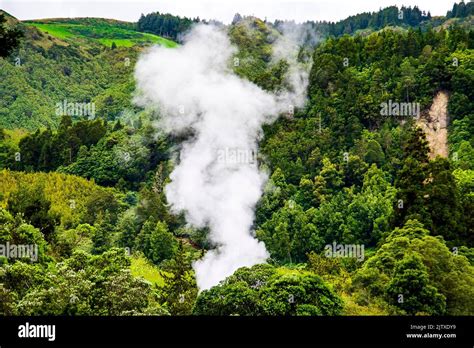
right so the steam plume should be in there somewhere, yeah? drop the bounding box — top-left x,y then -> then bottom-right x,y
134,24 -> 309,290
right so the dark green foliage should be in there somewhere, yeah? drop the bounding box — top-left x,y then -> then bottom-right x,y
393,128 -> 467,245
91,212 -> 114,254
16,116 -> 107,171
326,6 -> 431,37
135,218 -> 177,265
257,164 -> 395,262
0,13 -> 23,57
161,241 -> 198,315
386,254 -> 446,315
424,158 -> 462,243
446,1 -> 474,19
394,126 -> 430,227
135,165 -> 179,229
6,182 -> 59,239
137,12 -> 200,41
7,116 -> 170,190
117,210 -> 139,249
257,200 -> 323,263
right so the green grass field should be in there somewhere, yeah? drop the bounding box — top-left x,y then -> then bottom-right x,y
130,255 -> 170,287
25,20 -> 177,48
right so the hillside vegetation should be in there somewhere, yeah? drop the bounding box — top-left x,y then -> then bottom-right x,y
0,18 -> 176,130
26,18 -> 177,47
0,3 -> 473,316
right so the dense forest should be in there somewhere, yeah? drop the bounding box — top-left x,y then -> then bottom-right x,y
0,2 -> 473,316
137,12 -> 202,41
308,5 -> 432,37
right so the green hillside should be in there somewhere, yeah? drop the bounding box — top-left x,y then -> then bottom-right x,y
0,17 -> 177,131
24,18 -> 177,48
0,3 -> 473,318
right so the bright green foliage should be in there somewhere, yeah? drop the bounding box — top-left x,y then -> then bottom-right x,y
130,254 -> 168,287
0,19 -> 175,130
0,208 -> 49,264
229,18 -> 291,92
56,223 -> 95,256
27,19 -> 177,47
1,248 -> 168,315
193,264 -> 343,316
342,164 -> 396,244
352,220 -> 474,315
386,254 -> 446,315
0,169 -> 121,229
260,272 -> 344,315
